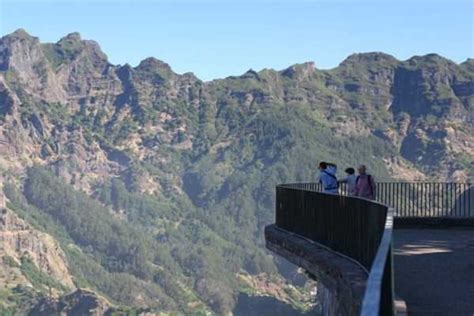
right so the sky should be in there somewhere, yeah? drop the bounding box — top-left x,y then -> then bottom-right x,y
0,0 -> 473,80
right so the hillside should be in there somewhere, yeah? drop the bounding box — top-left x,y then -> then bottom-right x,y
0,29 -> 472,314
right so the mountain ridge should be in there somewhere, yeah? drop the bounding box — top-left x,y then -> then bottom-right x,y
2,29 -> 471,81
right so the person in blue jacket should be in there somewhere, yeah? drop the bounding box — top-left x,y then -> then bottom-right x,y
317,162 -> 338,194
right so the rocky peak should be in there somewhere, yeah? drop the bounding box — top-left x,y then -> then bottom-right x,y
0,29 -> 62,102
459,58 -> 474,74
0,28 -> 42,72
62,32 -> 82,42
459,58 -> 474,78
137,57 -> 173,73
398,54 -> 463,92
461,58 -> 474,67
133,57 -> 177,85
181,71 -> 199,81
336,52 -> 399,81
403,54 -> 458,72
339,52 -> 398,67
2,28 -> 38,42
328,53 -> 398,98
241,69 -> 261,80
55,32 -> 108,64
281,62 -> 315,80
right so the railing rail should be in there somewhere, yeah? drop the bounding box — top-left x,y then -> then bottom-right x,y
281,182 -> 473,218
377,182 -> 472,218
360,208 -> 394,316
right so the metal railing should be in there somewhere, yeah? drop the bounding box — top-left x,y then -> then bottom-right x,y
274,184 -> 394,315
377,182 -> 472,217
360,209 -> 394,316
282,182 -> 473,218
268,182 -> 472,315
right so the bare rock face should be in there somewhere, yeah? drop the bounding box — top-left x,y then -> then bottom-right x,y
0,208 -> 75,290
0,76 -> 18,118
0,29 -> 43,80
0,29 -> 68,102
281,62 -> 316,81
0,30 -> 471,188
52,33 -> 122,105
1,29 -> 471,194
0,29 -> 123,107
330,52 -> 399,104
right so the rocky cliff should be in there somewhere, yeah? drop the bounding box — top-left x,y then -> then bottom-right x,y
0,208 -> 75,290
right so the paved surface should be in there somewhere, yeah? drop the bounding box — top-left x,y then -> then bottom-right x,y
394,228 -> 474,316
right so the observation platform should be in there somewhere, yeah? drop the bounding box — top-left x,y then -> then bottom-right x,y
265,182 -> 473,315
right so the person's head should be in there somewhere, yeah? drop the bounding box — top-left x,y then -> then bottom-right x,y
345,167 -> 355,175
319,161 -> 328,170
358,165 -> 367,175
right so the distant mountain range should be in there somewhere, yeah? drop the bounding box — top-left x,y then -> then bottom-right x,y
0,29 -> 472,314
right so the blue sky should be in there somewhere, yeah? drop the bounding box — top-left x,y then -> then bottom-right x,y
1,0 -> 472,80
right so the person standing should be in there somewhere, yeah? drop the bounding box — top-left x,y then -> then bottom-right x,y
318,162 -> 338,194
354,165 -> 376,200
339,167 -> 357,196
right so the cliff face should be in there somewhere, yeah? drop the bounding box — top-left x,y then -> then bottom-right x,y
0,29 -> 472,314
0,184 -> 79,313
0,31 -> 471,187
0,208 -> 75,290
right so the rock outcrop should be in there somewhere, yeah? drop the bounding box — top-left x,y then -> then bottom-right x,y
29,288 -> 111,316
0,207 -> 75,290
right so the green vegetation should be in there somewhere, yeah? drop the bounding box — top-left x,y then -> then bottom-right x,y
42,34 -> 85,68
0,286 -> 40,315
2,256 -> 19,268
20,256 -> 67,293
6,167 -> 285,314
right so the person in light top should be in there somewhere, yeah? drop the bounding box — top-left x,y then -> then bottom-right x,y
317,162 -> 338,194
339,167 -> 357,196
354,165 -> 376,200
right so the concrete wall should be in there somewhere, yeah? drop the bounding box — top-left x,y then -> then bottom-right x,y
265,225 -> 368,316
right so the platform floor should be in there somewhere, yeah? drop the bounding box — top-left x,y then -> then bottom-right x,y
393,228 -> 474,316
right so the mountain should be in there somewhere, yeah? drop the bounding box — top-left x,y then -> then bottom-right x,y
0,29 -> 472,314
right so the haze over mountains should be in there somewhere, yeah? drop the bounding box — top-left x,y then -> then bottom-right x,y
0,29 -> 472,314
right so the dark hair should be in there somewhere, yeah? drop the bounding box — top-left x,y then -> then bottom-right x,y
319,161 -> 328,169
345,167 -> 355,175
